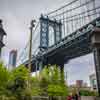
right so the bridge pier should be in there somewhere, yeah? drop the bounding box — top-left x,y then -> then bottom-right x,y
93,48 -> 100,95
91,28 -> 100,96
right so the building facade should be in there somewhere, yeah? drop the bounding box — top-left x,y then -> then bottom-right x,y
8,50 -> 17,70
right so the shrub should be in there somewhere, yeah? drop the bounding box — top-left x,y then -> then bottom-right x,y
79,90 -> 98,96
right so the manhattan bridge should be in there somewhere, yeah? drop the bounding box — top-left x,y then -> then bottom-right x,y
17,0 -> 100,94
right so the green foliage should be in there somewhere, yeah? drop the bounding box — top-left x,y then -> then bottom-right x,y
1,62 -> 99,98
7,65 -> 30,99
0,63 -> 68,99
49,65 -> 61,84
0,62 -> 18,99
0,62 -> 10,97
10,65 -> 29,81
31,77 -> 42,96
79,89 -> 98,96
48,84 -> 68,96
0,63 -> 10,88
39,65 -> 68,96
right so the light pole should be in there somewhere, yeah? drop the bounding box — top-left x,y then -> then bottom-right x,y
28,19 -> 36,73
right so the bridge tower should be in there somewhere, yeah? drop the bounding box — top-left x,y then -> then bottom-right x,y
38,14 -> 62,69
39,14 -> 62,50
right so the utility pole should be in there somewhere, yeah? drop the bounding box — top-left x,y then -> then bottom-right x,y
28,19 -> 36,73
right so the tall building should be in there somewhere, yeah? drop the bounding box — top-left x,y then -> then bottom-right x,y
8,50 -> 17,70
0,19 -> 6,57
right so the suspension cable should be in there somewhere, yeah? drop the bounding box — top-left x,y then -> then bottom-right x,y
49,0 -> 94,18
47,0 -> 79,16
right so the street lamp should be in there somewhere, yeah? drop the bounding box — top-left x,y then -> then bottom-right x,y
0,19 -> 6,58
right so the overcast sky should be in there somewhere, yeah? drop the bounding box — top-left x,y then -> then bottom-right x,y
0,0 -> 96,85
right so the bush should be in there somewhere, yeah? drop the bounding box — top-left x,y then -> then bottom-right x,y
79,90 -> 98,96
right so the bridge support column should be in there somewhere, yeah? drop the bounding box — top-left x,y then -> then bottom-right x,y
93,48 -> 100,95
91,28 -> 100,96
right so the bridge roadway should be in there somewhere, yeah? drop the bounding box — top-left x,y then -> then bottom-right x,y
23,17 -> 100,71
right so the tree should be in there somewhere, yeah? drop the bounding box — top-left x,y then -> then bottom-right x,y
39,65 -> 68,96
47,65 -> 68,96
0,62 -> 10,95
0,63 -> 68,99
0,62 -> 17,99
0,63 -> 9,88
48,84 -> 68,96
39,66 -> 50,96
31,76 -> 41,96
7,65 -> 31,99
